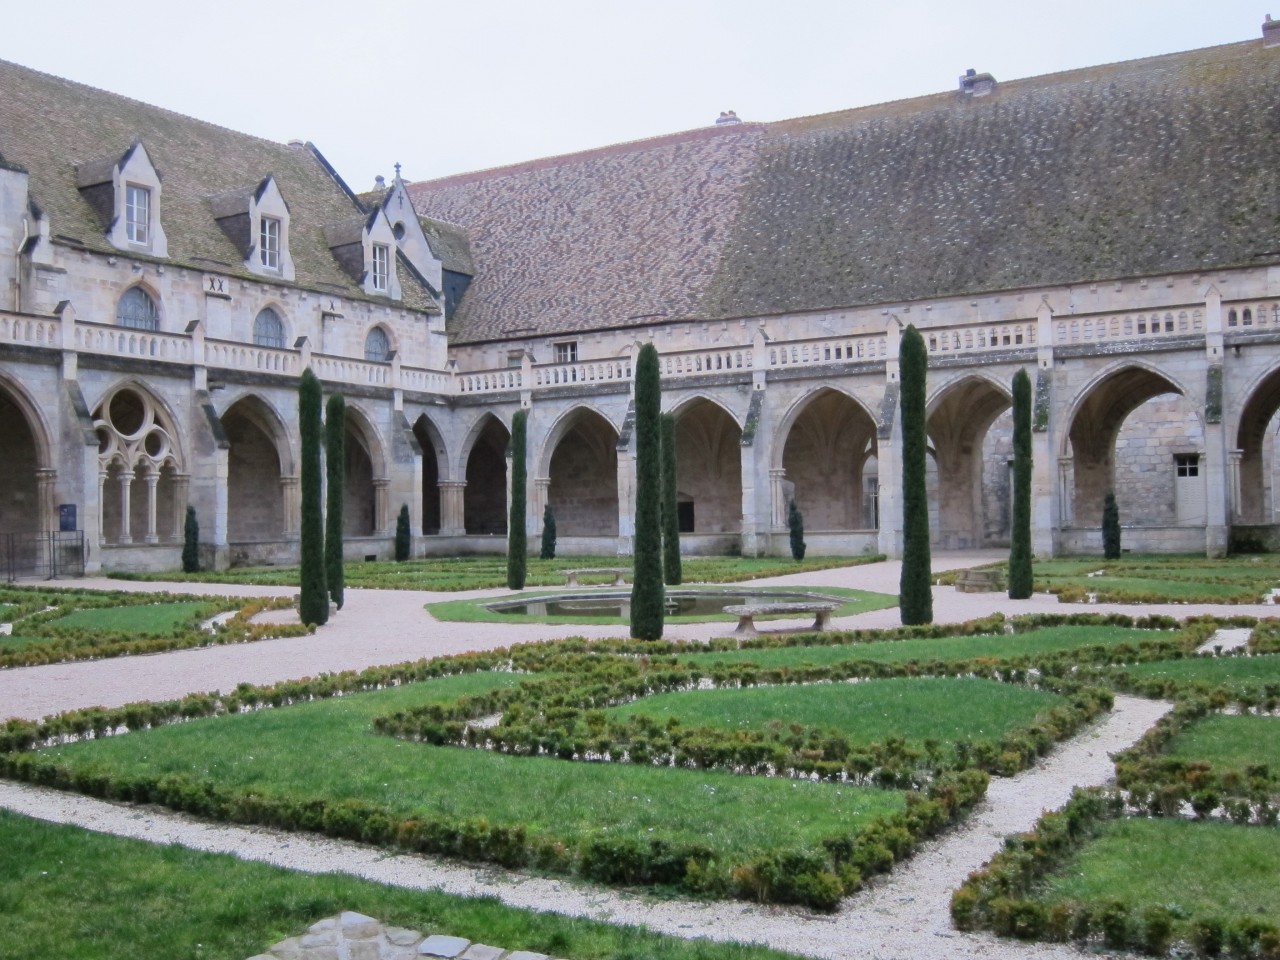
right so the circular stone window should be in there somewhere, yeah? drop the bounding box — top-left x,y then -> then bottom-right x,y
107,389 -> 149,438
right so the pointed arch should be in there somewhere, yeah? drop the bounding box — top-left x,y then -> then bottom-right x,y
341,404 -> 388,537
413,412 -> 448,534
670,396 -> 743,534
0,374 -> 54,534
777,386 -> 879,531
221,393 -> 292,540
462,412 -> 510,535
1231,366 -> 1280,523
541,406 -> 620,537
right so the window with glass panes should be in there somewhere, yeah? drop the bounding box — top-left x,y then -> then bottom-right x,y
260,217 -> 281,269
125,185 -> 150,245
372,243 -> 390,291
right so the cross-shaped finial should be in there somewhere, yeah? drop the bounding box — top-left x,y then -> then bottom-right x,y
394,162 -> 402,179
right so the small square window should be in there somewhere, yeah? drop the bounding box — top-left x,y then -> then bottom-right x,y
260,217 -> 281,270
1174,454 -> 1200,478
554,341 -> 578,364
126,185 -> 150,245
372,243 -> 390,291
507,351 -> 524,368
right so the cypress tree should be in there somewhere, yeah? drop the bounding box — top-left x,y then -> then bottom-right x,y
630,342 -> 664,640
395,504 -> 411,561
324,393 -> 345,610
540,503 -> 557,560
181,505 -> 200,573
788,499 -> 806,561
660,412 -> 682,585
898,324 -> 933,625
1008,368 -> 1034,599
507,409 -> 528,589
1103,491 -> 1122,560
298,368 -> 328,626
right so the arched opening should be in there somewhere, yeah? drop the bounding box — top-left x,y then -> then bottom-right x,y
413,414 -> 444,535
344,421 -> 377,536
926,377 -> 1011,549
93,385 -> 183,544
547,408 -> 619,536
1236,370 -> 1280,523
780,389 -> 878,530
1066,368 -> 1201,528
672,399 -> 741,534
464,415 -> 509,535
0,386 -> 43,534
223,398 -> 286,540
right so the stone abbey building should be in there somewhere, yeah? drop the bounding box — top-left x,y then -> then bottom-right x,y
2,23 -> 1280,573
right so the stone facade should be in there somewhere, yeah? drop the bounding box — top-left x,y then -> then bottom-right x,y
2,33 -> 1280,572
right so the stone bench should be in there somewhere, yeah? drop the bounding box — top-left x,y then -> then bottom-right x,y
722,601 -> 839,637
563,567 -> 629,586
954,568 -> 1005,593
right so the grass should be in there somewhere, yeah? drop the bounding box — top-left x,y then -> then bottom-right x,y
43,601 -> 211,634
1164,714 -> 1280,771
1118,653 -> 1280,693
108,554 -> 882,592
1029,555 -> 1280,604
0,810 -> 801,960
679,625 -> 1170,670
608,677 -> 1065,753
36,672 -> 906,859
1037,817 -> 1280,920
428,585 -> 897,625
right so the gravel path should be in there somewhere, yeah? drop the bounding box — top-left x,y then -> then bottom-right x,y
0,695 -> 1167,960
0,556 -> 1220,956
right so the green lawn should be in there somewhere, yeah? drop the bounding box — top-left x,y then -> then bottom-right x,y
1037,818 -> 1280,920
0,811 -> 799,960
1165,713 -> 1280,771
44,601 -> 211,634
609,677 -> 1064,751
429,585 -> 897,625
681,625 -> 1170,670
109,554 -> 880,592
1119,653 -> 1280,692
1030,556 -> 1280,603
35,671 -> 905,860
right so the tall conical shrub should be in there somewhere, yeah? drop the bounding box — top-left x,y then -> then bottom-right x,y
1008,368 -> 1033,599
630,343 -> 664,640
1103,491 -> 1121,560
507,408 -> 528,589
298,368 -> 328,626
182,505 -> 200,573
324,393 -> 345,610
395,503 -> 411,561
660,412 -> 682,585
899,324 -> 933,625
788,499 -> 806,561
540,504 -> 557,560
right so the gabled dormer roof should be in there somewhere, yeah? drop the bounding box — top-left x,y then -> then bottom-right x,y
0,58 -> 437,311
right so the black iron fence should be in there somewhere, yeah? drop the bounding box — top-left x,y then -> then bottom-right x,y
2,531 -> 86,581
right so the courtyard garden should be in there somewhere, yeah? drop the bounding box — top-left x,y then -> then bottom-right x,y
1026,555 -> 1280,604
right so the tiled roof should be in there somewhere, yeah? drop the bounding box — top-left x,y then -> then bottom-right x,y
418,216 -> 474,276
409,39 -> 1280,343
0,59 -> 437,312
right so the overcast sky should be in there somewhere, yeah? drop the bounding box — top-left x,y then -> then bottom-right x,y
0,1 -> 1269,190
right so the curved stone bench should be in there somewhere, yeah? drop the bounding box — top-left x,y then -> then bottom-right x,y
722,601 -> 838,637
563,567 -> 629,586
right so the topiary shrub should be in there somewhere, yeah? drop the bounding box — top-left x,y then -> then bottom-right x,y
660,412 -> 682,585
181,505 -> 200,573
899,324 -> 933,624
507,409 -> 528,590
324,393 -> 345,610
539,504 -> 557,560
395,504 -> 411,561
1008,368 -> 1033,599
298,368 -> 328,627
1103,491 -> 1121,560
788,499 -> 806,561
630,343 -> 664,640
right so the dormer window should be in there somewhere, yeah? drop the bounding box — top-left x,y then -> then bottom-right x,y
372,244 -> 390,292
125,185 -> 150,245
260,217 -> 281,270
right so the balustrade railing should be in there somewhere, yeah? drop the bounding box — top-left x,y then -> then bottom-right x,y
1054,308 -> 1203,346
533,359 -> 631,387
0,312 -> 59,347
74,320 -> 194,362
767,333 -> 886,367
205,338 -> 298,376
925,320 -> 1035,355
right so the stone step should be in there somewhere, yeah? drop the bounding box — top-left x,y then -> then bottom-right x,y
252,913 -> 567,960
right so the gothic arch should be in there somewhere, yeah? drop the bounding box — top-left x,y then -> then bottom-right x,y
771,386 -> 876,471
221,394 -> 292,541
536,403 -> 620,477
462,412 -> 510,535
1231,367 -> 1280,522
664,393 -> 744,427
0,374 -> 54,534
412,412 -> 449,535
670,397 -> 743,535
777,387 -> 879,531
543,406 -> 620,537
342,404 -> 387,537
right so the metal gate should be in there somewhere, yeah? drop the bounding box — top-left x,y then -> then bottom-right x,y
2,531 -> 86,581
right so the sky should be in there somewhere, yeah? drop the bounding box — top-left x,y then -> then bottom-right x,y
0,1 -> 1269,190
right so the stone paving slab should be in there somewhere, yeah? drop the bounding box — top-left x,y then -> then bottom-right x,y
252,915 -> 565,960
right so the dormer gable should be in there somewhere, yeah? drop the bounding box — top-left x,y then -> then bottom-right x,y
76,141 -> 168,257
325,207 -> 401,300
209,174 -> 295,281
372,169 -> 443,294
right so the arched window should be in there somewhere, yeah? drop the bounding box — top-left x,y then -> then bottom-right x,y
364,326 -> 391,362
253,307 -> 285,348
117,287 -> 159,330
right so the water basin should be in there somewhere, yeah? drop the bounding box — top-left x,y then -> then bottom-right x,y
486,589 -> 844,619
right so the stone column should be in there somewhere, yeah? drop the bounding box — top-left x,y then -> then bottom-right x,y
280,476 -> 300,536
769,468 -> 788,529
35,468 -> 56,533
97,467 -> 109,543
533,477 -> 550,530
439,480 -> 466,535
143,466 -> 160,543
118,468 -> 134,544
1057,457 -> 1074,527
615,451 -> 636,556
373,478 -> 390,534
1227,449 -> 1243,522
171,474 -> 190,543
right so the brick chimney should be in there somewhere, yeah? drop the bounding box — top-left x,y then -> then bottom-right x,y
958,68 -> 997,97
1264,14 -> 1280,46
